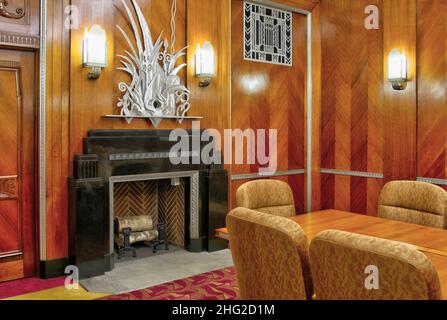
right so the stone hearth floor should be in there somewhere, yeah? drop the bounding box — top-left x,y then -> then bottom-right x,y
80,247 -> 234,295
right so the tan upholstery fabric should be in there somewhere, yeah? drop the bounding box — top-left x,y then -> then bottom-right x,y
310,230 -> 442,300
378,181 -> 447,229
227,208 -> 313,300
236,180 -> 296,218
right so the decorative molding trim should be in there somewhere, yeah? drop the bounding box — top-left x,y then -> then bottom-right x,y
109,171 -> 201,254
0,60 -> 20,68
0,32 -> 39,49
231,169 -> 305,181
109,151 -> 201,162
321,169 -> 384,180
417,177 -> 447,186
0,251 -> 23,259
39,0 -> 47,261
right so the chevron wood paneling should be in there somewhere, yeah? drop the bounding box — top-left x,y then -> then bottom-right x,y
383,0 -> 417,182
230,0 -> 307,212
114,179 -> 186,248
319,0 -> 384,215
113,181 -> 158,225
417,0 -> 447,189
158,180 -> 185,248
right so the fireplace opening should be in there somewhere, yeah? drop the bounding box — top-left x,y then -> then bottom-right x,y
109,171 -> 201,262
113,178 -> 186,252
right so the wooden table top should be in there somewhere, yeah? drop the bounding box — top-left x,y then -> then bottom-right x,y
218,210 -> 447,299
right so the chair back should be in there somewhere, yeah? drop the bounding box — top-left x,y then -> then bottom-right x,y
378,181 -> 447,229
236,180 -> 296,217
227,208 -> 313,300
309,230 -> 442,300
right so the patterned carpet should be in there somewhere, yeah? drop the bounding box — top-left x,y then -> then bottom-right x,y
100,267 -> 239,300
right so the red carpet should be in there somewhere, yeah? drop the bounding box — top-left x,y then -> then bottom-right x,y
100,267 -> 239,300
0,277 -> 65,299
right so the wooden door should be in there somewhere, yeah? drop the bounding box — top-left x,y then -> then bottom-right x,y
0,49 -> 36,282
231,0 -> 308,212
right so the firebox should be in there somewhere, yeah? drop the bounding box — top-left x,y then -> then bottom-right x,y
69,130 -> 228,280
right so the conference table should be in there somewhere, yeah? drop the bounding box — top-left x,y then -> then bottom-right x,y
216,210 -> 447,300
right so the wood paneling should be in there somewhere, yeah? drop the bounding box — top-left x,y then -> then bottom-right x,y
44,0 -> 231,261
0,50 -> 37,281
268,0 -> 319,12
417,0 -> 447,184
186,0 -> 231,136
383,0 -> 417,181
230,0 -> 308,211
319,0 -> 384,215
45,0 -> 71,261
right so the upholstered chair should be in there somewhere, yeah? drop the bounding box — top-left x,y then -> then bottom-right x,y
236,179 -> 296,217
378,181 -> 447,229
309,230 -> 442,300
227,208 -> 313,300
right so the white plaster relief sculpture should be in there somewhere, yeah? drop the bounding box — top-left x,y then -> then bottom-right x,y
116,0 -> 190,128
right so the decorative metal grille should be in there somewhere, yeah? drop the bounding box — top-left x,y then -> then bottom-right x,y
244,1 -> 293,66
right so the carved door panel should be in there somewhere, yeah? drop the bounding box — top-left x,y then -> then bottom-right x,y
0,0 -> 40,49
0,49 -> 36,282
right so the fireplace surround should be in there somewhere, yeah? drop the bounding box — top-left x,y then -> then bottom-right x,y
69,130 -> 228,279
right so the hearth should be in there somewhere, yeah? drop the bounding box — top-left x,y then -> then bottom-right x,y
69,130 -> 228,279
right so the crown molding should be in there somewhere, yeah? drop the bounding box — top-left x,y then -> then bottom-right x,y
0,31 -> 39,49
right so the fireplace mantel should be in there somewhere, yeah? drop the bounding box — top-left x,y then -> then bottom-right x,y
69,130 -> 228,279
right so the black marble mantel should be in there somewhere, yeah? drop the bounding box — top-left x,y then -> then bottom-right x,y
69,130 -> 228,280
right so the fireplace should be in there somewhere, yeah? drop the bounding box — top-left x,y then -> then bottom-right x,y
69,130 -> 228,279
112,178 -> 187,248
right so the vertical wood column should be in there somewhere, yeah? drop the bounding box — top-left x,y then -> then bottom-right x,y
383,0 -> 417,181
45,0 -> 71,261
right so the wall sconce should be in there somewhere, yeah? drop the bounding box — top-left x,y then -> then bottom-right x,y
83,25 -> 108,80
387,48 -> 407,90
195,42 -> 215,87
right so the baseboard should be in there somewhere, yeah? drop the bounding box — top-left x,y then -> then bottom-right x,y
39,257 -> 69,279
